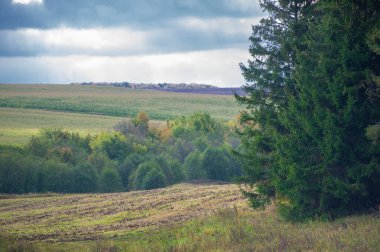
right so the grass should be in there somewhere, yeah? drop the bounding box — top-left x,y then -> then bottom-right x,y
0,183 -> 379,251
0,183 -> 247,242
0,108 -> 124,145
0,84 -> 241,145
0,84 -> 241,121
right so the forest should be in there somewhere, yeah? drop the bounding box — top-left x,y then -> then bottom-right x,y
0,112 -> 242,194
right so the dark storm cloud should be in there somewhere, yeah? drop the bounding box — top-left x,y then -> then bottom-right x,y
0,16 -> 258,57
0,0 -> 261,30
0,0 -> 48,29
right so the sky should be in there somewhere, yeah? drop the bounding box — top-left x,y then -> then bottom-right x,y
0,0 -> 263,87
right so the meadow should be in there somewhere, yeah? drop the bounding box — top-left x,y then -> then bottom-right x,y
0,84 -> 240,145
1,183 -> 379,251
0,108 -> 122,145
0,84 -> 240,121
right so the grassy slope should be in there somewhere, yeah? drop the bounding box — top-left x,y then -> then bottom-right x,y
0,183 -> 379,251
0,84 -> 240,145
0,84 -> 240,121
0,108 -> 123,145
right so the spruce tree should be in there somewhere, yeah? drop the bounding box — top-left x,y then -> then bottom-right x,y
236,0 -> 314,208
274,0 -> 380,220
237,0 -> 380,220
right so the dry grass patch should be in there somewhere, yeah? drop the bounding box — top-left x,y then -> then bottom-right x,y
0,183 -> 379,251
0,183 -> 247,242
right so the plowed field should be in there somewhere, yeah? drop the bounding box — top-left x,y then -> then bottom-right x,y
0,183 -> 248,242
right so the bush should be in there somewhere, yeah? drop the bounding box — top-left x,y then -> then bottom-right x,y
90,132 -> 130,160
0,151 -> 37,193
168,139 -> 195,163
184,151 -> 206,180
129,161 -> 168,190
71,162 -> 98,193
117,158 -> 137,189
129,161 -> 158,190
88,152 -> 116,173
39,160 -> 73,193
27,129 -> 91,165
99,167 -> 123,193
142,168 -> 166,190
202,147 -> 230,181
115,112 -> 150,138
194,137 -> 208,152
0,112 -> 241,194
167,158 -> 185,183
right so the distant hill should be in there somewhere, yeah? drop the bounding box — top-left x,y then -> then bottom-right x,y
72,81 -> 217,89
162,87 -> 245,96
71,82 -> 245,95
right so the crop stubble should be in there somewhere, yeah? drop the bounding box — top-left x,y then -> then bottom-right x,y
0,183 -> 248,242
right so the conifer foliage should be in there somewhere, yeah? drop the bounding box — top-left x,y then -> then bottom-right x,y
237,0 -> 380,220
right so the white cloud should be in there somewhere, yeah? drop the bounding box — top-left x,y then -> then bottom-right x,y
224,0 -> 261,12
0,49 -> 248,86
176,16 -> 261,37
12,0 -> 43,5
0,27 -> 150,56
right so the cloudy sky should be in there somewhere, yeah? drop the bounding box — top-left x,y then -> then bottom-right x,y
0,0 -> 263,87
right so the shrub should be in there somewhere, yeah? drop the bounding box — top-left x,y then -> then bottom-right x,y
129,161 -> 168,190
90,132 -> 130,160
115,112 -> 150,138
117,158 -> 137,190
184,151 -> 206,180
71,162 -> 98,193
0,151 -> 34,193
190,112 -> 217,132
99,167 -> 123,193
39,160 -> 73,193
27,129 -> 91,165
142,168 -> 167,190
202,147 -> 229,181
88,151 -> 116,173
167,158 -> 185,183
169,139 -> 195,163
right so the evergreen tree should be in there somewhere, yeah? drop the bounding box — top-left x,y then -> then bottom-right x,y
236,0 -> 314,208
275,0 -> 380,220
237,0 -> 380,220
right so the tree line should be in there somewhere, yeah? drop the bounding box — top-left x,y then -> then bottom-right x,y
0,112 -> 242,194
237,0 -> 380,220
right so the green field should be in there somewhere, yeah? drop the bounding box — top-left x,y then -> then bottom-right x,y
0,108 -> 124,145
0,84 -> 240,120
0,107 -> 163,145
0,84 -> 241,145
0,183 -> 379,251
